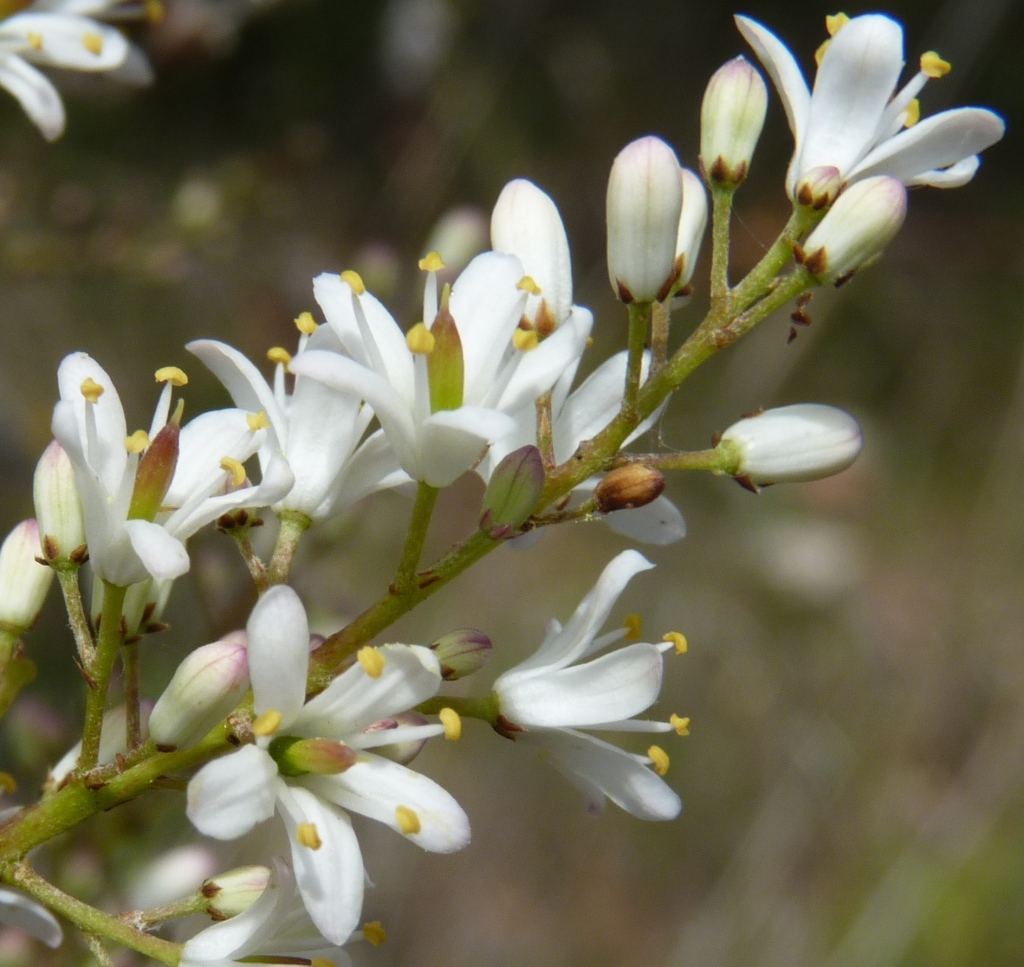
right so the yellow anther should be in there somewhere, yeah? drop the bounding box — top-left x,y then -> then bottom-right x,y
246,410 -> 270,431
395,805 -> 421,835
512,329 -> 539,352
144,0 -> 165,24
439,707 -> 462,741
418,251 -> 445,272
357,646 -> 386,679
903,99 -> 921,128
517,274 -> 542,295
920,50 -> 951,78
406,322 -> 436,355
0,772 -> 17,794
362,921 -> 388,947
267,347 -> 292,366
662,631 -> 688,655
26,32 -> 42,50
82,31 -> 104,55
155,365 -> 188,387
825,12 -> 850,35
586,337 -> 595,347
294,310 -> 317,335
340,269 -> 366,295
220,457 -> 247,487
670,714 -> 691,736
125,430 -> 150,453
623,613 -> 642,641
311,960 -> 337,967
80,377 -> 105,403
252,708 -> 282,736
814,38 -> 831,67
296,822 -> 322,850
647,745 -> 670,777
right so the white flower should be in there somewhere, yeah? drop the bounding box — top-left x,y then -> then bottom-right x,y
493,550 -> 683,820
0,887 -> 62,948
181,858 -> 354,967
186,585 -> 470,944
0,7 -> 130,140
188,320 -> 408,522
50,353 -> 293,587
736,13 -> 1005,201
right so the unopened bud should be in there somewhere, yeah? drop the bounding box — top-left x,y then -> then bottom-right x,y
426,299 -> 465,412
480,445 -> 544,536
363,712 -> 431,765
491,179 -> 572,334
700,56 -> 767,186
795,165 -> 842,209
33,441 -> 86,563
269,736 -> 358,777
720,404 -> 863,484
424,206 -> 489,275
672,167 -> 708,296
798,177 -> 907,283
149,638 -> 250,748
128,421 -> 180,522
202,865 -> 270,920
430,628 -> 493,680
606,136 -> 683,302
0,521 -> 54,631
594,465 -> 666,513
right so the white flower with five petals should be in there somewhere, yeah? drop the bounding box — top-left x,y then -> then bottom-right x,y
186,585 -> 470,944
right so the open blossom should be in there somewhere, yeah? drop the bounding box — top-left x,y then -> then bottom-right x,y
0,887 -> 62,949
493,550 -> 684,820
737,13 -> 1005,201
186,585 -> 470,944
50,353 -> 293,587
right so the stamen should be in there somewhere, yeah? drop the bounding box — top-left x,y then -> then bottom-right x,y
267,347 -> 292,366
623,613 -> 642,641
395,805 -> 421,835
662,631 -> 688,654
406,322 -> 436,355
357,646 -> 386,678
920,50 -> 951,78
517,275 -> 542,295
80,377 -> 105,403
670,714 -> 691,736
246,410 -> 270,431
439,707 -> 462,741
220,457 -> 246,487
903,99 -> 921,128
311,959 -> 337,967
82,31 -> 104,55
27,32 -> 42,50
340,269 -> 366,295
125,430 -> 150,453
362,921 -> 388,947
296,822 -> 322,850
294,310 -> 317,334
418,251 -> 445,272
647,745 -> 670,776
825,13 -> 850,36
512,329 -> 539,352
155,366 -> 188,387
252,708 -> 282,737
814,39 -> 831,66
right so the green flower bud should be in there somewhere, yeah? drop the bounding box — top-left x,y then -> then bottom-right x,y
430,628 -> 493,680
480,445 -> 544,537
202,865 -> 271,920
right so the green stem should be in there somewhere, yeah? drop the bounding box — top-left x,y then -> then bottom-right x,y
84,933 -> 116,967
267,511 -> 311,588
1,864 -> 181,966
536,391 -> 555,469
393,483 -> 439,594
612,446 -> 740,474
79,582 -> 128,773
623,301 -> 652,420
230,531 -> 268,595
124,890 -> 209,930
122,641 -> 141,752
0,628 -> 17,681
56,566 -> 94,664
650,300 -> 671,376
709,183 -> 736,301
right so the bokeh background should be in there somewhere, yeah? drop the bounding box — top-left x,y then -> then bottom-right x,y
2,0 -> 1023,964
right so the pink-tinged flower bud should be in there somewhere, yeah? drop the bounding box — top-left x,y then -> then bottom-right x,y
430,628 -> 493,680
795,165 -> 842,210
480,445 -> 544,537
672,167 -> 708,296
33,440 -> 86,563
700,56 -> 767,186
363,712 -> 431,765
149,638 -> 250,748
594,465 -> 666,513
128,420 -> 180,523
606,136 -> 683,302
202,865 -> 270,920
720,404 -> 863,484
798,177 -> 907,283
491,179 -> 572,334
0,521 -> 54,631
269,736 -> 358,777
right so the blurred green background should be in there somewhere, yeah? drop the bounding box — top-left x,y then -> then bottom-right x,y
1,0 -> 1023,964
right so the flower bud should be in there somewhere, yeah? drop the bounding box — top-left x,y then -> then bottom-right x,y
720,404 -> 863,484
33,441 -> 86,563
491,179 -> 572,334
268,736 -> 358,777
149,638 -> 250,748
700,56 -> 768,186
424,206 -> 489,276
362,712 -> 432,765
594,465 -> 666,513
480,445 -> 545,537
0,521 -> 54,632
672,167 -> 708,296
430,628 -> 493,680
202,865 -> 270,920
798,177 -> 907,283
606,136 -> 683,302
795,165 -> 842,210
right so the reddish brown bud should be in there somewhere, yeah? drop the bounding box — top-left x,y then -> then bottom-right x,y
594,465 -> 666,513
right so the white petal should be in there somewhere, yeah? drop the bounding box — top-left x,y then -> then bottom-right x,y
0,55 -> 64,140
552,351 -> 627,463
905,155 -> 980,189
186,747 -> 278,840
417,407 -> 515,488
0,888 -> 63,948
569,481 -> 686,545
124,519 -> 190,581
6,14 -> 127,70
247,585 -> 310,725
317,429 -> 406,519
166,409 -> 263,508
307,754 -> 470,853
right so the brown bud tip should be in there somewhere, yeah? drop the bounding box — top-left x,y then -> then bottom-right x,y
594,465 -> 666,513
